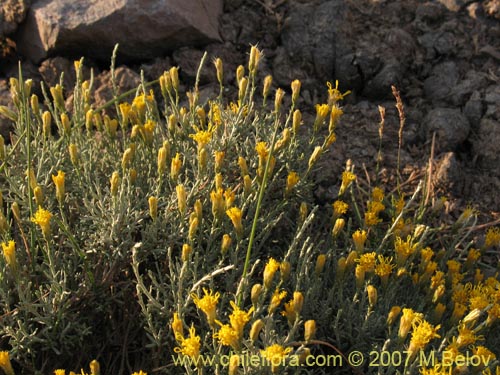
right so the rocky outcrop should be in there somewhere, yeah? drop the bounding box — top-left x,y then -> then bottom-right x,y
16,0 -> 223,63
0,0 -> 30,36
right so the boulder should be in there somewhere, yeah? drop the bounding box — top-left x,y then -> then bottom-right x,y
472,118 -> 500,177
15,0 -> 222,63
423,107 -> 470,151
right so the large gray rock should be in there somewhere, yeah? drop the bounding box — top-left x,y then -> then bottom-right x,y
278,0 -> 345,87
15,0 -> 222,63
423,107 -> 470,151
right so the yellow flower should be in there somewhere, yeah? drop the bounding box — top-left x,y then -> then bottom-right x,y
398,308 -> 423,340
263,258 -> 280,289
229,301 -> 254,338
313,103 -> 330,131
329,105 -> 343,132
131,371 -> 147,375
372,187 -> 384,202
191,288 -> 220,327
174,324 -> 201,359
54,370 -> 66,375
52,170 -> 65,203
31,206 -> 52,237
226,207 -> 243,237
291,79 -> 301,104
394,236 -> 418,266
281,299 -> 296,324
485,227 -> 500,249
352,229 -> 367,252
307,146 -> 322,170
255,142 -> 268,160
420,364 -> 452,375
285,171 -> 299,196
261,344 -> 292,373
365,211 -> 382,227
2,241 -> 16,270
408,320 -> 440,357
356,252 -> 377,273
327,80 -> 351,105
456,323 -> 482,348
375,255 -> 395,287
333,200 -> 349,219
214,323 -> 240,349
456,205 -> 477,226
269,289 -> 287,314
171,312 -> 184,340
0,351 -> 14,375
263,75 -> 273,100
339,171 -> 356,195
228,355 -> 239,375
189,130 -> 212,149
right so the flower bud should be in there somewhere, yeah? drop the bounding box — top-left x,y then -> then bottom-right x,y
367,285 -> 378,307
274,88 -> 285,113
332,218 -> 345,238
315,254 -> 326,276
34,186 -> 44,206
292,109 -> 302,135
280,261 -> 291,282
263,75 -> 273,100
129,168 -> 137,184
387,306 -> 401,327
68,143 -> 79,166
171,153 -> 182,182
61,113 -> 71,135
42,111 -> 52,138
52,170 -> 65,204
89,359 -> 100,375
148,196 -> 158,221
355,265 -> 365,289
291,79 -> 301,105
11,201 -> 21,222
228,354 -> 240,375
308,146 -> 322,170
182,244 -> 192,262
304,320 -> 316,341
251,283 -> 263,306
248,45 -> 261,75
176,184 -> 187,216
0,135 -> 5,161
238,77 -> 248,103
214,151 -> 225,173
110,171 -> 120,197
188,215 -> 198,241
249,319 -> 264,342
243,175 -> 252,197
292,291 -> 304,315
238,156 -> 248,177
31,94 -> 39,114
221,234 -> 232,254
214,58 -> 223,85
169,66 -> 179,92
236,65 -> 245,84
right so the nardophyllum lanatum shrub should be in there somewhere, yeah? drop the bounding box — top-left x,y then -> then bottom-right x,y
0,47 -> 499,375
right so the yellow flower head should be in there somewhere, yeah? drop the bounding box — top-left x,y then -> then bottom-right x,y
356,252 -> 377,273
327,80 -> 351,105
131,371 -> 147,375
375,255 -> 395,286
191,288 -> 220,327
226,207 -> 243,237
339,171 -> 356,195
394,236 -> 418,266
229,301 -> 254,338
408,320 -> 440,356
352,229 -> 367,252
214,323 -> 239,349
174,324 -> 200,359
172,312 -> 184,340
269,289 -> 287,314
255,142 -> 269,160
456,323 -> 482,348
333,200 -> 349,218
372,187 -> 384,202
2,241 -> 16,269
285,171 -> 300,195
398,308 -> 423,340
485,227 -> 500,249
263,258 -> 280,289
189,130 -> 212,149
31,206 -> 52,237
261,344 -> 292,372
